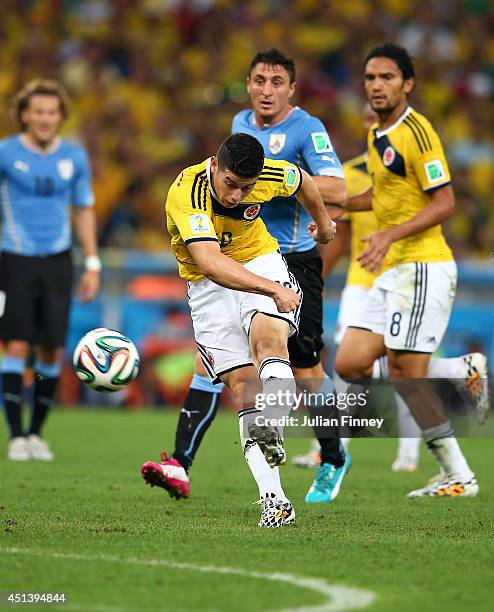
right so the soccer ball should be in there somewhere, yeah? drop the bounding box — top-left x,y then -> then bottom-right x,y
73,327 -> 140,392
